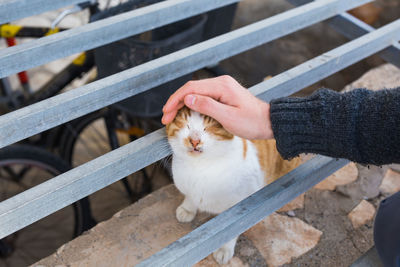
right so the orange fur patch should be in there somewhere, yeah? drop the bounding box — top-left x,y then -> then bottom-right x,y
251,139 -> 301,184
203,115 -> 233,140
242,138 -> 247,159
166,107 -> 191,137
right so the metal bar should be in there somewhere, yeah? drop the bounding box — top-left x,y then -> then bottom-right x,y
1,18 -> 398,237
328,14 -> 400,69
0,0 -> 373,148
0,0 -> 87,24
250,19 -> 400,101
137,156 -> 349,266
0,128 -> 170,239
287,0 -> 400,68
350,246 -> 383,267
0,0 -> 240,78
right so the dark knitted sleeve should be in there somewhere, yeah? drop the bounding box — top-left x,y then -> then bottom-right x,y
269,87 -> 400,165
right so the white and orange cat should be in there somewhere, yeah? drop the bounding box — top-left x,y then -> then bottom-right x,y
166,107 -> 300,265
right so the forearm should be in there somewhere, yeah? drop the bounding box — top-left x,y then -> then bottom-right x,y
270,87 -> 400,165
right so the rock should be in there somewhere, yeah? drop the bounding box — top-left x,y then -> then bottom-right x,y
278,193 -> 304,212
244,213 -> 322,267
348,200 -> 376,229
336,164 -> 384,200
286,210 -> 296,217
194,256 -> 249,267
314,163 -> 358,191
342,64 -> 400,92
379,169 -> 400,195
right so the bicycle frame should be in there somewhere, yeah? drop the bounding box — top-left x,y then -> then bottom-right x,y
0,28 -> 95,108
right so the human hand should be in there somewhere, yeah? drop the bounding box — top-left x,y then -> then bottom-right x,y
162,75 -> 273,140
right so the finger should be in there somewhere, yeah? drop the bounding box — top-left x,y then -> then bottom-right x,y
161,102 -> 184,125
161,110 -> 177,125
184,94 -> 235,126
163,77 -> 229,113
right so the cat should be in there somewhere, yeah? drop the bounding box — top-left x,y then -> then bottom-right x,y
166,106 -> 300,265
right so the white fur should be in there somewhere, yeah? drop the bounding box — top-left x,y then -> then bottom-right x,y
168,111 -> 265,264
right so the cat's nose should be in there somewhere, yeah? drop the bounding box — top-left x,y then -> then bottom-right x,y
189,138 -> 200,148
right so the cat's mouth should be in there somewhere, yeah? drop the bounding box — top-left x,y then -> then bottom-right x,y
188,147 -> 203,154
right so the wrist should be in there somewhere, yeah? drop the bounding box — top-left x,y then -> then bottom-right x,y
258,101 -> 274,139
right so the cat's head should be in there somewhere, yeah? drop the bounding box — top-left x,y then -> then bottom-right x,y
166,107 -> 234,158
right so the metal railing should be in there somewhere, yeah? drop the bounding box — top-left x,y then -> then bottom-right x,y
0,0 -> 399,265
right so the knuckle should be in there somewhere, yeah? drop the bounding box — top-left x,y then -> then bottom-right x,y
184,80 -> 196,88
220,75 -> 234,84
219,75 -> 237,93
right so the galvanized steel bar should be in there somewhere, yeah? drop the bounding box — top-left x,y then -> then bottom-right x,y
137,156 -> 349,266
0,0 -> 240,78
288,0 -> 400,68
328,13 -> 400,69
0,128 -> 170,239
1,18 -> 399,237
0,0 -> 373,148
0,0 -> 87,24
250,19 -> 400,101
350,247 -> 382,267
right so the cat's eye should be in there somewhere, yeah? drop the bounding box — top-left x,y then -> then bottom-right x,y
187,125 -> 190,130
203,127 -> 207,131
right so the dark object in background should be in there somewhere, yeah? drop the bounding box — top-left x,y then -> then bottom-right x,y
374,191 -> 400,267
92,0 -> 237,118
203,3 -> 238,41
348,3 -> 382,25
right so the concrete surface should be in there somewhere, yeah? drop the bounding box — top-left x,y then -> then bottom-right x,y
34,185 -> 322,267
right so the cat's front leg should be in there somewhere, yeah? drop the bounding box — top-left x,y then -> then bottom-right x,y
176,196 -> 197,223
213,236 -> 238,265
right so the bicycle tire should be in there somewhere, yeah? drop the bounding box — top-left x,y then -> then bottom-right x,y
0,145 -> 92,266
59,108 -> 169,223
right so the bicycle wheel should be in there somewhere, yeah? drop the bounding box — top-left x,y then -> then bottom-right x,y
0,145 -> 92,266
59,108 -> 170,223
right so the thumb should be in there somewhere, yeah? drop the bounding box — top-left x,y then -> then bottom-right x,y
184,94 -> 234,123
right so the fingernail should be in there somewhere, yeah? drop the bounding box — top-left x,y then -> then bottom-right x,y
186,95 -> 196,106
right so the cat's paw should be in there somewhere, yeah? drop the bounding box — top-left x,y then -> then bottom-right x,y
176,205 -> 196,223
213,247 -> 234,265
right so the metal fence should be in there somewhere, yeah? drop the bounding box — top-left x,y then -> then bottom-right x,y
0,0 -> 399,265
